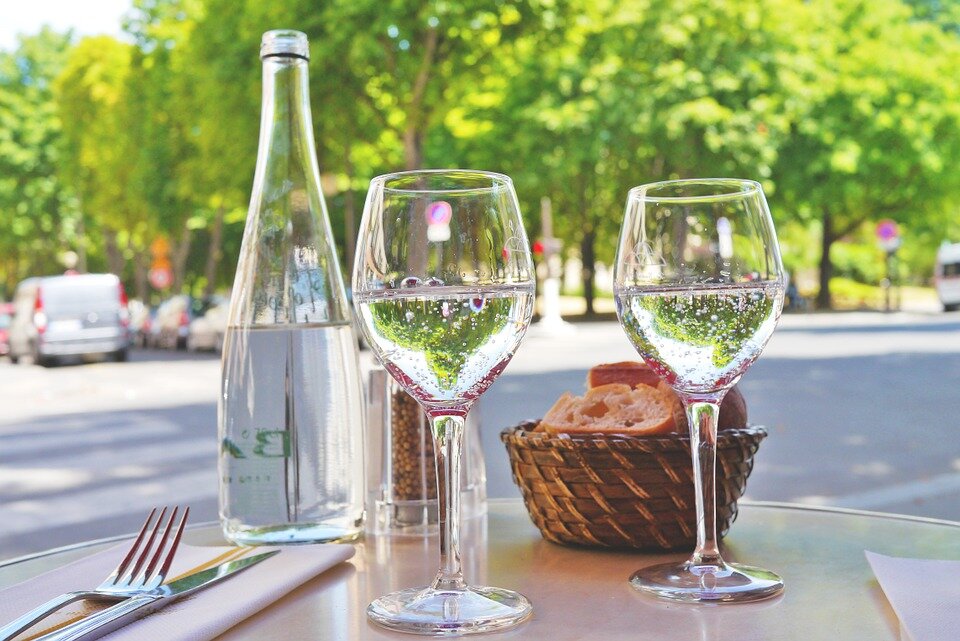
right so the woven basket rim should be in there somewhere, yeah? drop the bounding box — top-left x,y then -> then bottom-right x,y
500,421 -> 767,450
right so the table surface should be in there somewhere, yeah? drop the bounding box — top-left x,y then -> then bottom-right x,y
2,500 -> 958,641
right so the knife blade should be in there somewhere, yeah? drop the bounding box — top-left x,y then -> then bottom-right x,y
34,550 -> 280,641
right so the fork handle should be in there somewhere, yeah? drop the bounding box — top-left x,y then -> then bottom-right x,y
0,591 -> 109,641
33,594 -> 165,641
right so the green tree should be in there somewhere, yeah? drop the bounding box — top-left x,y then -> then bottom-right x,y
773,0 -> 960,308
0,29 -> 75,294
464,0 -> 809,312
55,36 -> 141,286
181,0 -> 562,286
173,0 -> 262,295
311,0 -> 551,172
123,0 -> 205,296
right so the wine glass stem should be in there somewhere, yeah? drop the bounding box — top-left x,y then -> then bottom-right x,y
429,413 -> 466,591
684,398 -> 724,567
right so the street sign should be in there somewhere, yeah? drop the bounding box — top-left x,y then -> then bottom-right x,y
876,219 -> 901,252
149,266 -> 172,290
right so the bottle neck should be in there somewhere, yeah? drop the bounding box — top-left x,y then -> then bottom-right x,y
254,56 -> 320,189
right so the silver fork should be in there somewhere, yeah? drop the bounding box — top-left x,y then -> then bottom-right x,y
0,506 -> 189,641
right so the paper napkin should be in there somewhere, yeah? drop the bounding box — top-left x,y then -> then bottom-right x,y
866,550 -> 960,641
0,541 -> 353,641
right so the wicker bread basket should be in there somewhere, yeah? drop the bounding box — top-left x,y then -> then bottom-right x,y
501,420 -> 767,550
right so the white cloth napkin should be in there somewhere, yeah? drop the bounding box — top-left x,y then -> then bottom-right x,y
866,551 -> 960,641
0,541 -> 353,641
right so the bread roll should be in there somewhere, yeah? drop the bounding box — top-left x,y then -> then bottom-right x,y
540,383 -> 675,436
585,361 -> 749,430
586,361 -> 662,389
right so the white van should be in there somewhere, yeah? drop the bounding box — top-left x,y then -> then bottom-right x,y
934,242 -> 960,311
8,273 -> 131,366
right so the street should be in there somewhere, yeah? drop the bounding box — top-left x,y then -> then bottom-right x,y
1,310 -> 959,560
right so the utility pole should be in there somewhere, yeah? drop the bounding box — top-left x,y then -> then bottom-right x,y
533,197 -> 574,335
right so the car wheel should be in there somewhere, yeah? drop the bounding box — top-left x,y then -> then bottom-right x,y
113,348 -> 129,362
10,353 -> 19,364
31,343 -> 47,367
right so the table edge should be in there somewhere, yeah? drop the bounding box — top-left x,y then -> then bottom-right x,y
3,500 -> 957,570
739,499 -> 960,528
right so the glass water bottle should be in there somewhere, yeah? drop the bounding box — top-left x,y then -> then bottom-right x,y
218,30 -> 365,545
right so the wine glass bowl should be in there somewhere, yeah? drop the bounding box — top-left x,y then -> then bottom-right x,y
614,178 -> 786,603
354,169 -> 535,634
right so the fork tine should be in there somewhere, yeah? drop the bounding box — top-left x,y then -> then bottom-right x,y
110,508 -> 158,581
141,506 -> 182,582
153,506 -> 189,583
124,507 -> 168,582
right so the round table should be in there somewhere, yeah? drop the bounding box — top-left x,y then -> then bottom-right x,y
2,500 -> 958,640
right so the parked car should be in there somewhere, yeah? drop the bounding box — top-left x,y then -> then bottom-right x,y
0,302 -> 13,357
934,241 -> 960,311
153,295 -> 226,350
126,299 -> 154,348
152,296 -> 191,349
187,300 -> 228,352
143,307 -> 161,348
8,273 -> 131,366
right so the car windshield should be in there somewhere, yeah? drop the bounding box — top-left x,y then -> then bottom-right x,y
0,314 -> 10,329
42,277 -> 119,317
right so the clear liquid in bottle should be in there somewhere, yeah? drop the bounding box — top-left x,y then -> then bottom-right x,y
218,30 -> 364,544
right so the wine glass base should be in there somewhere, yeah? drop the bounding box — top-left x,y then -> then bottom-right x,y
630,560 -> 783,604
367,585 -> 532,636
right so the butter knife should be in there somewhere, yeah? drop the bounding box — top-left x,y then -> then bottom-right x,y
34,550 -> 280,641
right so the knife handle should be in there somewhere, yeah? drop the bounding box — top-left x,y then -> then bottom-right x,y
35,594 -> 165,641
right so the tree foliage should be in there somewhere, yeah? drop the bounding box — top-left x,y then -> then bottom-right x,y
0,29 -> 75,294
2,0 -> 960,309
774,0 -> 960,307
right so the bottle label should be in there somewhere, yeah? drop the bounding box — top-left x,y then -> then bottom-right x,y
221,431 -> 291,524
222,429 -> 291,459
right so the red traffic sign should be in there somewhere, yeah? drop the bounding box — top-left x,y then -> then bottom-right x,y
426,201 -> 452,225
876,219 -> 899,241
149,267 -> 172,290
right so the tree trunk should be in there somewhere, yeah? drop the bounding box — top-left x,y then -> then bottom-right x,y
103,229 -> 125,278
171,225 -> 192,294
343,140 -> 356,270
76,207 -> 88,273
581,227 -> 596,316
401,25 -> 437,172
574,167 -> 596,316
401,130 -> 427,272
816,207 -> 834,310
403,128 -> 423,170
203,206 -> 225,297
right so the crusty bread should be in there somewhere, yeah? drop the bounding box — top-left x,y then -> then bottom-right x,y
585,361 -> 749,431
656,380 -> 688,432
586,360 -> 662,390
540,383 -> 676,436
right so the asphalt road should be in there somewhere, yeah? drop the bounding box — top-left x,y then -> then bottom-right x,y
1,310 -> 959,561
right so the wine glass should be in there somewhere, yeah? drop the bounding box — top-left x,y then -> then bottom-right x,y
353,169 -> 535,634
614,178 -> 786,603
